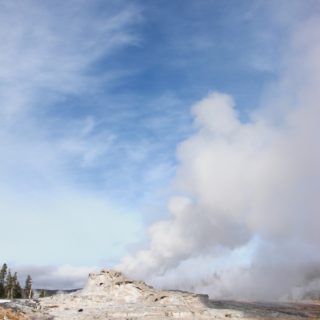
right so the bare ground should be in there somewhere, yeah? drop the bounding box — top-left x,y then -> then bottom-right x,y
1,298 -> 320,319
208,300 -> 320,319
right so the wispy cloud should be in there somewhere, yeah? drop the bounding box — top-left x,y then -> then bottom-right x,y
0,0 -> 143,267
0,1 -> 140,100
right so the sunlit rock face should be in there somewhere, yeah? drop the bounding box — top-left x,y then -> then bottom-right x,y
81,269 -> 155,303
3,270 -> 320,319
39,269 -> 242,319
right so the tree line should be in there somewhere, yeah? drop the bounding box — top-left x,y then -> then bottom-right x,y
0,263 -> 33,299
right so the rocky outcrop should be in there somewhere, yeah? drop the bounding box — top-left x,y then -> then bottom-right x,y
38,269 -> 243,319
3,271 -> 320,319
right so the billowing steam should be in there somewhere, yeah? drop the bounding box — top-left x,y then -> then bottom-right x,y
119,16 -> 320,300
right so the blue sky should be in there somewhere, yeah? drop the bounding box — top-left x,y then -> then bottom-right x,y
1,0 -> 320,289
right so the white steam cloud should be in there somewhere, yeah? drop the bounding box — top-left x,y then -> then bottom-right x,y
119,16 -> 320,300
14,264 -> 98,290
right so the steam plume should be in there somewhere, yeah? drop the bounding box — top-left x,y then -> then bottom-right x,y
119,16 -> 320,300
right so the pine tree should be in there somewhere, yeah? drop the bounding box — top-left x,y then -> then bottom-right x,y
12,272 -> 22,299
5,270 -> 13,299
0,263 -> 7,298
24,275 -> 33,299
39,289 -> 46,298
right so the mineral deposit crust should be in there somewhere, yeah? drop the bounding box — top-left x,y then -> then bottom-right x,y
39,269 -> 243,319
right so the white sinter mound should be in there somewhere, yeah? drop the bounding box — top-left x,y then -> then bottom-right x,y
39,269 -> 242,319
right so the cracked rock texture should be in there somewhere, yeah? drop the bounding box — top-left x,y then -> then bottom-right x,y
2,270 -> 320,319
39,269 -> 242,319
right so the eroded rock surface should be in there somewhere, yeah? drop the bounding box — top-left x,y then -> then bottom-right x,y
38,269 -> 243,319
23,269 -> 320,319
2,270 -> 320,319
